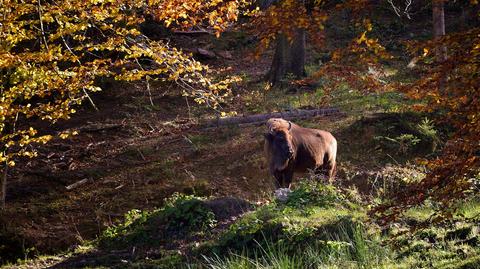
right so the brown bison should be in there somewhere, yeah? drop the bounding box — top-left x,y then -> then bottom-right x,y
264,118 -> 337,188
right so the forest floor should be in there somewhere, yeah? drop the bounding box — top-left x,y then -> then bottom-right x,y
1,18 -> 480,268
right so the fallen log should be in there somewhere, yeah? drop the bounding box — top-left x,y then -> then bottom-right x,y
79,123 -> 123,132
173,30 -> 212,35
205,107 -> 342,127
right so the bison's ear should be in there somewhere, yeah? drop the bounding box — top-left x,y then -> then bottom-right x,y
264,133 -> 274,141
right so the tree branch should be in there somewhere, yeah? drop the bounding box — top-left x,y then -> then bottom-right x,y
37,0 -> 49,51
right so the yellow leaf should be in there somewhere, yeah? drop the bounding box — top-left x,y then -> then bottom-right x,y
423,48 -> 429,57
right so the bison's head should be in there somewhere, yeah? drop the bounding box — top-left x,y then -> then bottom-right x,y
265,118 -> 294,170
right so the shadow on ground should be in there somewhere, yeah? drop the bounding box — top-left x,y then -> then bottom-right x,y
47,197 -> 252,268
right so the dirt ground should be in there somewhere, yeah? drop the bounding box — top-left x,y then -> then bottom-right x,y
0,29 -> 421,260
0,36 -> 280,256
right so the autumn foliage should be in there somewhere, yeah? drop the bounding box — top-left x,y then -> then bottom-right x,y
148,0 -> 249,35
0,0 -> 478,222
252,0 -> 479,220
0,0 -> 244,169
374,25 -> 480,222
249,0 -> 328,54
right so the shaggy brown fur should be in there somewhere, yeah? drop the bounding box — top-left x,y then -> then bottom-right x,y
264,118 -> 337,188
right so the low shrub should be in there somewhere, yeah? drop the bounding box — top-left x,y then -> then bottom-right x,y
99,193 -> 216,249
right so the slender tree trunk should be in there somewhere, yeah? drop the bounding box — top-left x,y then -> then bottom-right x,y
432,0 -> 447,92
1,163 -> 7,210
432,0 -> 447,62
459,6 -> 466,31
291,0 -> 307,78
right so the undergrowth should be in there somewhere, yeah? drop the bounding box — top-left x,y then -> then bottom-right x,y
4,181 -> 479,269
99,193 -> 216,250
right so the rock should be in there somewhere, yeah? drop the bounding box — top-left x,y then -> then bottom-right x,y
274,188 -> 292,202
407,56 -> 419,69
196,48 -> 216,59
205,197 -> 252,221
217,50 -> 233,59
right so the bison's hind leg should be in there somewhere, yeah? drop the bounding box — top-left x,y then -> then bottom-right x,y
327,161 -> 336,184
314,154 -> 335,184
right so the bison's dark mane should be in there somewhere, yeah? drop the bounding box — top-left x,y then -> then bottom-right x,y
265,131 -> 293,162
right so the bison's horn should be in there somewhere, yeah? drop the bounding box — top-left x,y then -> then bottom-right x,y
288,121 -> 292,131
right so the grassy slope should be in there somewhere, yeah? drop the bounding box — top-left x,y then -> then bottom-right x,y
7,183 -> 478,268
3,69 -> 479,268
2,2 -> 480,267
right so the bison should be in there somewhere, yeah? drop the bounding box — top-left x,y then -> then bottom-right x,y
264,118 -> 337,188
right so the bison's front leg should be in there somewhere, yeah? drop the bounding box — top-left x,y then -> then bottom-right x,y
273,170 -> 283,189
283,169 -> 294,189
273,170 -> 293,189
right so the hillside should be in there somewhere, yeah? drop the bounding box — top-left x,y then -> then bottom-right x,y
2,52 -> 479,267
1,1 -> 479,268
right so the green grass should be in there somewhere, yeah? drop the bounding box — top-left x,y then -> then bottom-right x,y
198,181 -> 383,268
242,75 -> 413,115
328,84 -> 410,113
198,183 -> 480,269
5,185 -> 480,269
458,198 -> 480,219
203,233 -> 392,269
99,193 -> 216,250
203,221 -> 392,269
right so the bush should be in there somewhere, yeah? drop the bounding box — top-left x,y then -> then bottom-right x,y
285,179 -> 344,209
99,193 -> 216,249
207,183 -> 363,260
162,193 -> 217,233
100,209 -> 156,249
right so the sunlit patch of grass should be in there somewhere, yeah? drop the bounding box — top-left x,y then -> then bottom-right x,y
246,80 -> 413,115
403,197 -> 480,224
327,83 -> 411,113
203,183 -> 369,259
203,221 -> 392,269
392,202 -> 480,269
457,198 -> 480,219
403,206 -> 435,223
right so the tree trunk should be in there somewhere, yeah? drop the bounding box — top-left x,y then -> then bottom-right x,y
267,29 -> 307,85
1,163 -> 7,210
432,0 -> 447,62
264,0 -> 307,86
289,28 -> 307,77
267,34 -> 290,84
432,0 -> 447,92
